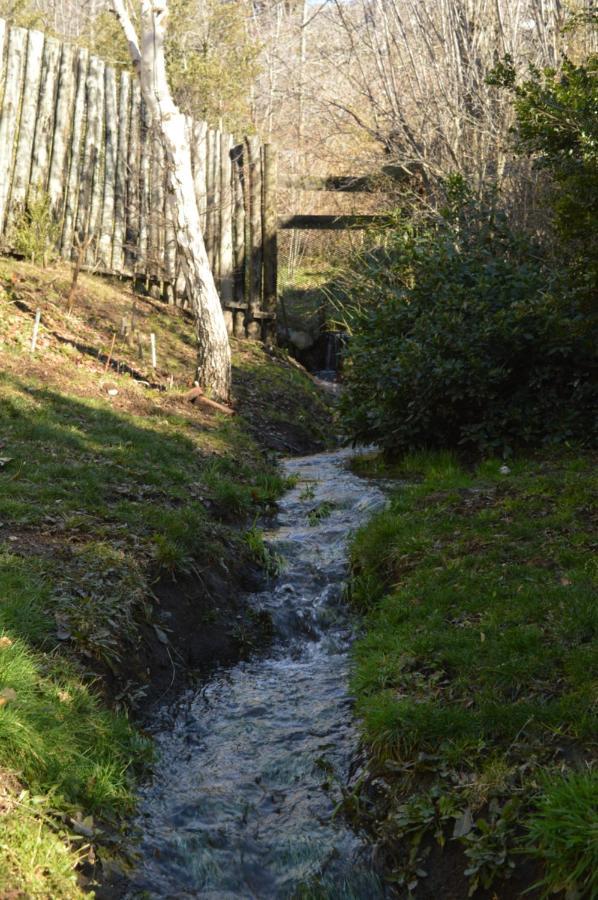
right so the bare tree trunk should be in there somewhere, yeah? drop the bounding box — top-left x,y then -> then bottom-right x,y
111,0 -> 231,402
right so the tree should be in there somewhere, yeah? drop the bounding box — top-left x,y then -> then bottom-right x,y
111,0 -> 231,401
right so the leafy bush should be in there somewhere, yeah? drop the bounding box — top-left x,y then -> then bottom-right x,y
339,188 -> 596,456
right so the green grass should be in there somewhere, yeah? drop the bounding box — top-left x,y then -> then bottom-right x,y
348,450 -> 597,896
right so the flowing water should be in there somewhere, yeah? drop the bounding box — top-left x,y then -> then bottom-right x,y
126,449 -> 387,899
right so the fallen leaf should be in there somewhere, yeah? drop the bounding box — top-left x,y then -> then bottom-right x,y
0,637 -> 13,650
453,808 -> 474,838
153,625 -> 169,645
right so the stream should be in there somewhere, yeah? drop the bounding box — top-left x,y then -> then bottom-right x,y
126,449 -> 387,898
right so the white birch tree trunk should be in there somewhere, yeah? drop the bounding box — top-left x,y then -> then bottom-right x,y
111,0 -> 231,402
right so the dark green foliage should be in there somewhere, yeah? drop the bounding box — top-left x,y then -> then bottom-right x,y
339,190 -> 596,456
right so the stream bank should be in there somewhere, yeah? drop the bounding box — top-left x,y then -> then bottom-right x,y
117,448 -> 388,899
0,258 -> 335,896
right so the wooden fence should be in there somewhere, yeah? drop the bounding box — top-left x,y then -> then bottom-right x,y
0,18 -> 277,340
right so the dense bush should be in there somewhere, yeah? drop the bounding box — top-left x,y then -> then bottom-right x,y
339,189 -> 597,456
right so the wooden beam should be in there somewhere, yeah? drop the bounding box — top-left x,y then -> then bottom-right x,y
282,165 -> 419,194
278,214 -> 392,230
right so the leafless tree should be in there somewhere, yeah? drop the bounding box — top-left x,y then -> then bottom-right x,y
111,0 -> 231,401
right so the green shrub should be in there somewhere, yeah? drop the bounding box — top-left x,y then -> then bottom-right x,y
339,188 -> 596,456
10,193 -> 61,267
526,772 -> 598,898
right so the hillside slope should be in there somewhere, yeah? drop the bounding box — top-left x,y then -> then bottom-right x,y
0,257 -> 333,896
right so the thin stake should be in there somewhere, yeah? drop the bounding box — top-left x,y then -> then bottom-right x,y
150,332 -> 157,369
104,331 -> 117,371
30,309 -> 41,353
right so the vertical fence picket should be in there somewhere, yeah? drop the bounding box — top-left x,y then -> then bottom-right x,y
98,65 -> 117,269
261,143 -> 278,342
137,100 -> 150,276
60,48 -> 88,256
49,44 -> 77,220
85,57 -> 106,266
231,143 -> 247,338
29,35 -> 61,195
0,27 -> 27,233
8,29 -> 44,226
220,132 -> 234,308
112,70 -> 130,273
125,80 -> 141,273
246,135 -> 263,339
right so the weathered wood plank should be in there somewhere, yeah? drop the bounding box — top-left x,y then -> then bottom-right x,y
205,127 -> 216,272
125,80 -> 141,271
219,131 -> 234,304
0,26 -> 28,232
29,35 -> 61,194
48,44 -> 77,217
75,55 -> 104,261
60,48 -> 88,255
278,214 -> 392,230
246,135 -> 263,339
261,143 -> 278,342
149,126 -> 165,282
192,119 -> 207,235
98,64 -> 118,269
112,70 -> 130,272
8,28 -> 44,224
231,143 -> 247,314
85,56 -> 106,266
137,100 -> 151,273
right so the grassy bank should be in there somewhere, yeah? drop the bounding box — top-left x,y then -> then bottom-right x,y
0,257 -> 332,895
348,451 -> 597,899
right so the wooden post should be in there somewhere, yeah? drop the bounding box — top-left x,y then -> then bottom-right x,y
86,57 -> 106,267
112,70 -> 131,272
125,82 -> 141,272
261,143 -> 278,343
98,65 -> 118,269
137,99 -> 151,275
231,143 -> 246,310
192,120 -> 208,235
75,55 -> 104,263
29,35 -> 61,195
245,136 -> 263,339
205,128 -> 215,269
0,27 -> 28,233
219,132 -> 234,305
8,28 -> 44,226
60,48 -> 88,255
48,44 -> 77,219
150,332 -> 157,369
211,131 -> 221,284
